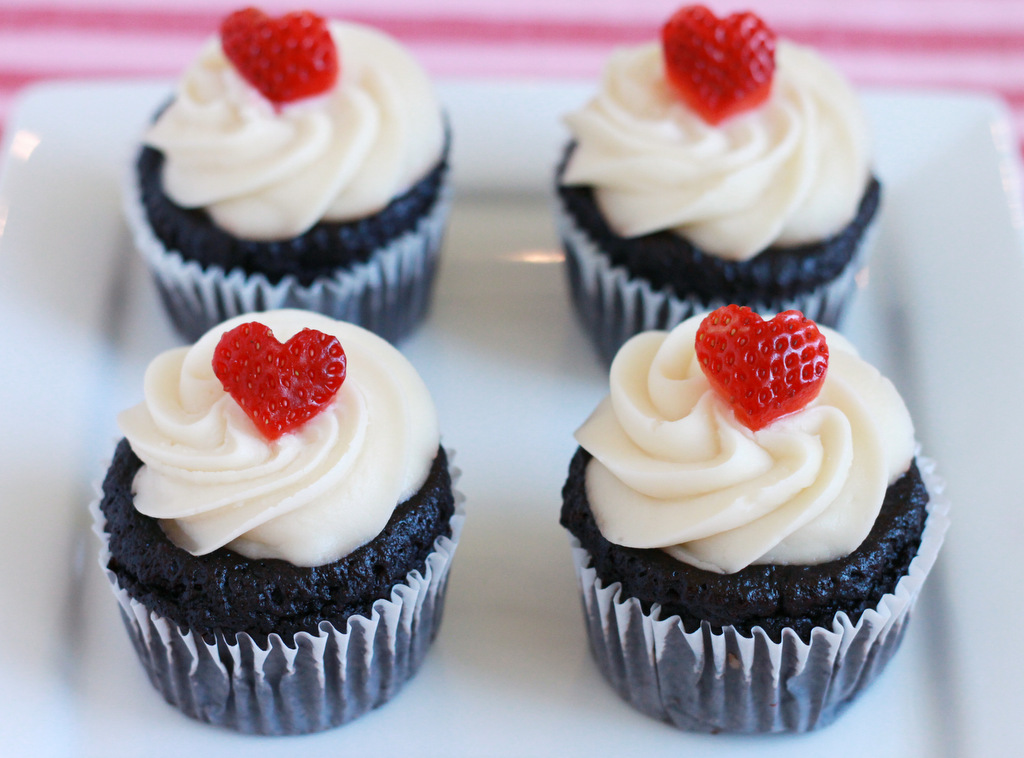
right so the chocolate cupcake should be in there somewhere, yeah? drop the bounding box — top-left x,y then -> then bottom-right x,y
563,448 -> 928,645
556,5 -> 881,363
101,439 -> 454,646
123,8 -> 452,343
560,306 -> 948,732
92,310 -> 464,734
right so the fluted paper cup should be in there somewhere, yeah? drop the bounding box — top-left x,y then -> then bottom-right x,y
123,161 -> 452,345
567,456 -> 948,733
92,453 -> 464,735
555,195 -> 877,366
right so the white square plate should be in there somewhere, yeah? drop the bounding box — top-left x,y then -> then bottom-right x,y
1,79 -> 1022,756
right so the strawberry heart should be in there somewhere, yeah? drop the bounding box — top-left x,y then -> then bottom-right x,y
661,5 -> 776,125
220,7 -> 339,106
695,305 -> 828,431
212,321 -> 347,441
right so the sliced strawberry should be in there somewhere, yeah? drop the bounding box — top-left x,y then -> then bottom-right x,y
694,305 -> 828,430
661,5 -> 776,125
212,321 -> 347,440
220,7 -> 339,106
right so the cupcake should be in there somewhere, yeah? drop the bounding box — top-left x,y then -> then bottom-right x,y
556,5 -> 881,363
93,309 -> 463,734
125,7 -> 451,343
560,305 -> 948,732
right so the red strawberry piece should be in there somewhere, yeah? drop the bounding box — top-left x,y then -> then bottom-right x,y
661,5 -> 776,125
694,305 -> 828,431
220,7 -> 339,106
212,321 -> 347,441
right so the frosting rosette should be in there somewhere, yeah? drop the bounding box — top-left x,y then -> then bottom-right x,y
145,20 -> 445,240
118,310 -> 440,567
561,40 -> 871,260
575,315 -> 915,574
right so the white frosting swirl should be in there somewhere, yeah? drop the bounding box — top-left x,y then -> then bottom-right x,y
561,41 -> 870,261
145,21 -> 445,240
575,315 -> 914,574
118,310 -> 440,567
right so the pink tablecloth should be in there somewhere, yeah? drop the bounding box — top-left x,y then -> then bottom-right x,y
1,0 -> 1022,155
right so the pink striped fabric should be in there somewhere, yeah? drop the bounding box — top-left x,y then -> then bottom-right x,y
1,0 -> 1023,154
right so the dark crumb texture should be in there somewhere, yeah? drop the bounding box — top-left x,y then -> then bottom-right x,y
561,447 -> 929,643
100,438 -> 455,645
555,144 -> 881,305
136,132 -> 450,286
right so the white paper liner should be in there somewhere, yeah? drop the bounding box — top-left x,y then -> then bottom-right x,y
91,450 -> 465,735
567,455 -> 949,733
123,161 -> 453,345
556,197 -> 878,365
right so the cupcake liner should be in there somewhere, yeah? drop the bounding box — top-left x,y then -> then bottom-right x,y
91,452 -> 465,735
123,166 -> 453,345
557,200 -> 878,365
567,455 -> 949,733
